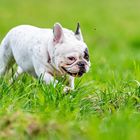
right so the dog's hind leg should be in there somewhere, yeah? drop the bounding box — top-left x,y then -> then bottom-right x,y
10,66 -> 24,83
0,37 -> 14,77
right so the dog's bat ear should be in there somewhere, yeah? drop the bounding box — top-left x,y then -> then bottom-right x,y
53,23 -> 64,44
75,22 -> 84,41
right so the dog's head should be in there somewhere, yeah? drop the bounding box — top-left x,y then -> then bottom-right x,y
50,23 -> 90,77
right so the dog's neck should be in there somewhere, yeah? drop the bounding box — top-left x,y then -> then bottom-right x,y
47,35 -> 63,76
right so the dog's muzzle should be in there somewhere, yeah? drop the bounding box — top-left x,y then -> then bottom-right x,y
62,61 -> 87,77
77,61 -> 86,76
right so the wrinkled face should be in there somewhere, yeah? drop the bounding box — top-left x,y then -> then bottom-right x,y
51,23 -> 90,77
54,43 -> 90,77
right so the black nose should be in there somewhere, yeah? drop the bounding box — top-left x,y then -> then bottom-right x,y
77,61 -> 86,67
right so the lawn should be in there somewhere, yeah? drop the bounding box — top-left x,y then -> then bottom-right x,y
0,0 -> 140,139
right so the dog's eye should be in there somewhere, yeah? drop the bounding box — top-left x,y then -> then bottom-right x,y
68,57 -> 76,61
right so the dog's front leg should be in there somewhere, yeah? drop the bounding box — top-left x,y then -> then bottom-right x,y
63,76 -> 75,93
33,62 -> 58,86
42,72 -> 58,86
35,68 -> 58,86
68,76 -> 75,90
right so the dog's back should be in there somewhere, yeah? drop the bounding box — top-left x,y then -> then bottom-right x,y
0,25 -> 52,76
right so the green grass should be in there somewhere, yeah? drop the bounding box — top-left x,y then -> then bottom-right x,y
0,0 -> 140,139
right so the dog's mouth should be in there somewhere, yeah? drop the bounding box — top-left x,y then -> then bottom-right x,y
61,67 -> 84,77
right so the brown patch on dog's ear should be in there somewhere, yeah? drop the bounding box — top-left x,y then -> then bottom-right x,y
75,22 -> 83,41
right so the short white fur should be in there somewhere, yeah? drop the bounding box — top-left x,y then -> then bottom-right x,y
0,23 -> 90,91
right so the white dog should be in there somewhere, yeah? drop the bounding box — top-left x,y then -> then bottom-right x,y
0,23 -> 90,91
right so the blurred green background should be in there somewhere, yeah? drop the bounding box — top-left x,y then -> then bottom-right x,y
0,0 -> 140,139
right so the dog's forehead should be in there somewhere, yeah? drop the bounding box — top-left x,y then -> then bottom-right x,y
65,41 -> 87,53
55,28 -> 88,55
63,28 -> 87,47
63,28 -> 80,41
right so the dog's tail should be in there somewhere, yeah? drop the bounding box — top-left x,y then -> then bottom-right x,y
0,36 -> 14,76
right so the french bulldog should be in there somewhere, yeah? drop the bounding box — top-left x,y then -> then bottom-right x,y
0,23 -> 90,91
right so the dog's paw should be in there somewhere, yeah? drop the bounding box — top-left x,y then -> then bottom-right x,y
9,78 -> 14,84
63,86 -> 73,93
